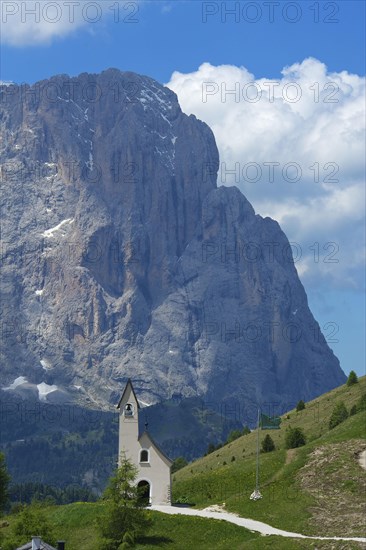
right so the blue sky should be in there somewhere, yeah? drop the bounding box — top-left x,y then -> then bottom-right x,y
1,1 -> 365,377
1,1 -> 365,84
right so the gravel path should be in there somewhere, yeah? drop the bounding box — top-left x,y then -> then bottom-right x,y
151,504 -> 366,542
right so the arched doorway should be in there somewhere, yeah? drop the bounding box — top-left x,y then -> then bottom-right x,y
137,480 -> 150,506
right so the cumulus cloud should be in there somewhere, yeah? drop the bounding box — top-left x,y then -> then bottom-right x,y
0,0 -> 135,46
166,58 -> 365,291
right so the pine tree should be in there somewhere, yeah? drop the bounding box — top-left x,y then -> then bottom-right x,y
346,371 -> 358,386
285,427 -> 306,449
329,401 -> 348,429
0,452 -> 10,515
296,400 -> 305,411
97,452 -> 152,549
261,434 -> 275,453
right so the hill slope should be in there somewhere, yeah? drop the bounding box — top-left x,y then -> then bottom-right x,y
1,502 -> 363,550
1,380 -> 364,549
173,376 -> 366,538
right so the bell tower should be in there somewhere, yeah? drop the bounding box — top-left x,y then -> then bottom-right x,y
116,379 -> 140,465
116,379 -> 173,505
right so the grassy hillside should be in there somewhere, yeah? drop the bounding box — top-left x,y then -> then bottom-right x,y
1,379 -> 364,549
173,377 -> 366,538
1,502 -> 363,550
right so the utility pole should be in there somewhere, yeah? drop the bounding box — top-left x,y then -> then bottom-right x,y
250,408 -> 262,500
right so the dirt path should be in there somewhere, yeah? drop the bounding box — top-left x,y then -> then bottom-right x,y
266,448 -> 297,485
358,449 -> 366,470
151,505 -> 366,543
285,448 -> 297,465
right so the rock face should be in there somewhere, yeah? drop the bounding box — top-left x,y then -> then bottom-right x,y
0,69 -> 346,412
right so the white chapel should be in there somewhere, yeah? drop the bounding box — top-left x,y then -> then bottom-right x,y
117,379 -> 172,505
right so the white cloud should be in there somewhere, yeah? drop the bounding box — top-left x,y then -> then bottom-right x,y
166,59 -> 366,291
0,0 -> 127,46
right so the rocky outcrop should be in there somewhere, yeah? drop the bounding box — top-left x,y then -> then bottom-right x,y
0,69 -> 345,412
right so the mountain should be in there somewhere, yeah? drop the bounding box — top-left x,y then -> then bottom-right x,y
0,69 -> 345,413
0,389 -> 242,493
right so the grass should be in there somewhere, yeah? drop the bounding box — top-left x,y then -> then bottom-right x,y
2,379 -> 365,548
1,502 -> 363,550
173,377 -> 366,537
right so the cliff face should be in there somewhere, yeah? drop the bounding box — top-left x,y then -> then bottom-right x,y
0,69 -> 345,410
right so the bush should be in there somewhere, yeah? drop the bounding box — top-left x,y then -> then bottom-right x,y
1,502 -> 57,550
261,434 -> 275,453
296,400 -> 305,412
171,457 -> 188,473
242,426 -> 251,435
174,495 -> 190,505
347,394 -> 365,417
357,393 -> 366,411
206,443 -> 215,455
227,430 -> 242,443
0,452 -> 10,515
285,427 -> 306,449
121,531 -> 135,548
329,401 -> 348,430
231,456 -> 235,462
350,404 -> 358,416
347,371 -> 358,386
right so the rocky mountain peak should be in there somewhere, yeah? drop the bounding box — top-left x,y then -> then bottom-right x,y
0,69 -> 345,412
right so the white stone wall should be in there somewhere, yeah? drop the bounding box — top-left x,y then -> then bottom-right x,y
137,432 -> 172,505
118,384 -> 140,464
118,382 -> 172,505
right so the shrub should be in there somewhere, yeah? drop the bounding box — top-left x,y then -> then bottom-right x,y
350,404 -> 358,416
174,495 -> 190,505
261,434 -> 275,453
206,443 -> 215,455
242,426 -> 251,435
0,452 -> 10,515
357,393 -> 366,411
296,400 -> 305,412
227,430 -> 242,443
123,531 -> 135,546
171,457 -> 188,473
2,502 -> 57,550
285,427 -> 306,449
346,371 -> 358,386
329,401 -> 348,430
231,456 -> 235,462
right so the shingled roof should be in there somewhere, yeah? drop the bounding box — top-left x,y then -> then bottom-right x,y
116,378 -> 141,409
